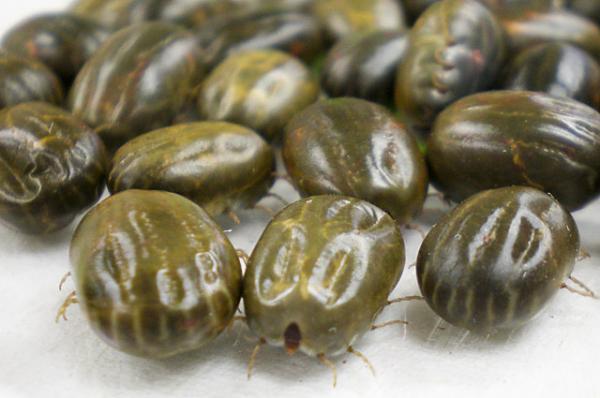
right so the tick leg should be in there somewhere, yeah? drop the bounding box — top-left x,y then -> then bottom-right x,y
254,204 -> 276,217
561,276 -> 597,299
227,210 -> 241,225
58,271 -> 71,291
55,291 -> 78,323
577,248 -> 591,261
570,276 -> 596,297
317,353 -> 337,388
247,338 -> 266,380
387,295 -> 424,305
370,320 -> 408,331
347,346 -> 375,376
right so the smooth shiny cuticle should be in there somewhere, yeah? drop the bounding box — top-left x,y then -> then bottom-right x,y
68,22 -> 204,152
284,97 -> 428,224
70,190 -> 242,358
0,102 -> 106,234
244,195 -> 405,357
108,121 -> 275,217
395,0 -> 505,130
427,90 -> 600,210
417,186 -> 580,332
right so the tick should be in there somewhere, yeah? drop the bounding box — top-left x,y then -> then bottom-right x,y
243,195 -> 408,385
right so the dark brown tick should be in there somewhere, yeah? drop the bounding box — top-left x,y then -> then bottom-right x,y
417,186 -> 583,333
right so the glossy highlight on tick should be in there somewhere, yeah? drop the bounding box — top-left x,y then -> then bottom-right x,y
244,195 -> 405,358
69,190 -> 242,358
417,186 -> 580,332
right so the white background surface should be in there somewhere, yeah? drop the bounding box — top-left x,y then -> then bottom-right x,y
1,1 -> 599,397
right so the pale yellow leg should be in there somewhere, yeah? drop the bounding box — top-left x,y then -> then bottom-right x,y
228,210 -> 241,225
347,346 -> 375,376
247,338 -> 266,380
55,291 -> 78,323
561,276 -> 597,299
577,248 -> 591,261
317,353 -> 337,388
58,271 -> 71,291
254,204 -> 276,217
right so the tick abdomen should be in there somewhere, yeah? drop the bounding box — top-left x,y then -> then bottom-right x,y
71,190 -> 242,358
417,186 -> 579,332
244,195 -> 405,357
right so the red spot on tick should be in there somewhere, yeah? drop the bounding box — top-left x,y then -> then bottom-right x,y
471,50 -> 484,68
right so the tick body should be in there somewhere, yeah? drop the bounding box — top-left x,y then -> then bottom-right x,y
68,22 -> 204,152
244,195 -> 405,357
321,31 -> 408,105
427,90 -> 600,210
69,0 -> 323,31
403,0 -> 439,22
503,43 -> 600,110
198,49 -> 319,141
283,97 -> 428,224
0,102 -> 106,234
479,0 -> 555,16
69,0 -> 160,30
70,190 -> 242,358
312,0 -> 407,42
108,121 -> 275,217
156,0 -> 317,28
417,186 -> 580,332
196,11 -> 323,69
499,10 -> 600,61
565,0 -> 600,23
1,13 -> 109,84
0,53 -> 63,108
395,0 -> 505,130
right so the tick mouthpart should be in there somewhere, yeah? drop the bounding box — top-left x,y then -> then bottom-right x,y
284,322 -> 301,355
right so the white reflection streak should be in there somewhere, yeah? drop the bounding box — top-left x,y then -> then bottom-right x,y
138,40 -> 192,97
368,132 -> 409,189
554,56 -> 584,97
361,39 -> 405,78
467,207 -> 504,264
308,234 -> 370,308
456,330 -> 470,349
427,318 -> 443,343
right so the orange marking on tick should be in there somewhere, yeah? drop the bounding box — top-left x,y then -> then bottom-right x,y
471,49 -> 484,68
